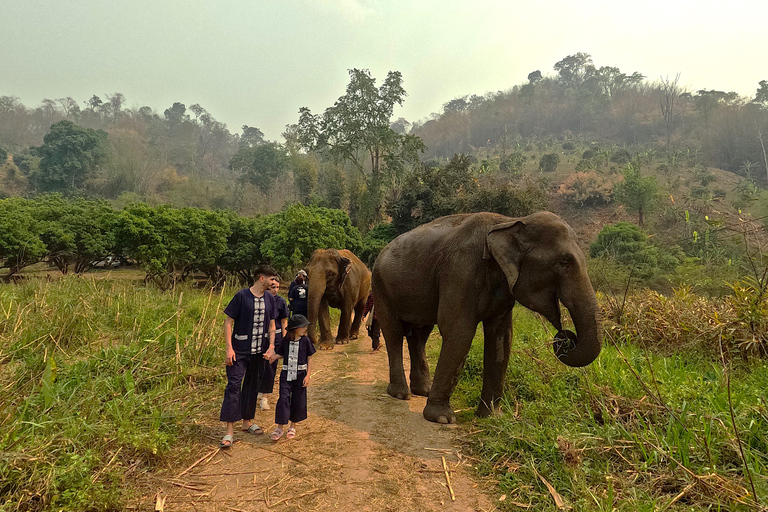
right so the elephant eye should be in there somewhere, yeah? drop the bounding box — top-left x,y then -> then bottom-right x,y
559,255 -> 574,271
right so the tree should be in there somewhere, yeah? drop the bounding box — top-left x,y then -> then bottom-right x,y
754,80 -> 768,107
291,155 -> 318,205
554,53 -> 594,89
613,164 -> 659,226
0,198 -> 47,278
34,120 -> 109,191
659,74 -> 685,151
240,125 -> 265,148
229,142 -> 290,195
295,68 -> 425,225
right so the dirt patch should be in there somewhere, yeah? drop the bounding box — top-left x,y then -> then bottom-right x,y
131,335 -> 496,511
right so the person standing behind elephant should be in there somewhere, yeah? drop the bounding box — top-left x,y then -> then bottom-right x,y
288,277 -> 308,318
288,270 -> 307,297
218,265 -> 279,448
362,291 -> 381,351
257,279 -> 289,410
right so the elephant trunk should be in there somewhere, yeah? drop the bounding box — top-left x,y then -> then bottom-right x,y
306,278 -> 326,344
555,282 -> 602,368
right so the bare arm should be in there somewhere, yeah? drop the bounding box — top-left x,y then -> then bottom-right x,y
224,316 -> 235,366
263,319 -> 276,360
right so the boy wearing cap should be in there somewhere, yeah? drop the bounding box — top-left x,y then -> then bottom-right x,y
269,314 -> 316,440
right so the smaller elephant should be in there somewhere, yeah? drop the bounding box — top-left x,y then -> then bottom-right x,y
306,249 -> 371,349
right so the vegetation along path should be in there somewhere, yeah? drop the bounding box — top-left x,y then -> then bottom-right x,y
136,335 -> 495,511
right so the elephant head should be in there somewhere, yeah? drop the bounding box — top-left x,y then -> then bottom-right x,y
485,212 -> 601,367
306,249 -> 351,343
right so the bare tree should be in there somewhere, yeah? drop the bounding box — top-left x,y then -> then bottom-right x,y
659,73 -> 684,152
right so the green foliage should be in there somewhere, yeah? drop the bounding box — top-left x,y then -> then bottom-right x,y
229,141 -> 290,195
0,197 -> 47,277
359,222 -> 398,268
613,164 -> 659,225
34,120 -> 109,192
0,278 -> 227,510
291,155 -> 318,205
557,171 -> 613,207
539,152 -> 560,172
0,146 -> 7,162
590,222 -> 680,280
33,195 -> 116,274
499,151 -> 525,174
257,203 -> 362,275
388,155 -> 547,234
448,307 -> 768,510
113,203 -> 229,287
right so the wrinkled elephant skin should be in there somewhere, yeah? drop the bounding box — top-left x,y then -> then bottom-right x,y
372,212 -> 602,423
306,249 -> 371,350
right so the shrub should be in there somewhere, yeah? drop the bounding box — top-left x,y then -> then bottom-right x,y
539,153 -> 560,172
359,222 -> 399,268
590,222 -> 680,280
499,152 -> 525,174
557,171 -> 613,207
610,148 -> 631,164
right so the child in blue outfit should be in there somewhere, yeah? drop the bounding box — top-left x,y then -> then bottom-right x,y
269,314 -> 316,440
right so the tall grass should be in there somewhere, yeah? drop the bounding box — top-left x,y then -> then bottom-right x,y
444,307 -> 768,511
0,276 -> 232,511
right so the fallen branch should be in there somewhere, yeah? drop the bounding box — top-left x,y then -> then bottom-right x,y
442,456 -> 456,502
178,447 -> 219,478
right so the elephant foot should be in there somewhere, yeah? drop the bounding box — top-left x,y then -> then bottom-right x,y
319,342 -> 335,350
423,401 -> 457,424
387,383 -> 411,400
335,338 -> 349,345
409,381 -> 431,397
476,399 -> 502,418
349,333 -> 359,340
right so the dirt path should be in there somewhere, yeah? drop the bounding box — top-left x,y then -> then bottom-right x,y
138,335 -> 496,511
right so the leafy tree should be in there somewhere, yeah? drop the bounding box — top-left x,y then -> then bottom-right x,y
295,68 -> 425,224
754,80 -> 768,107
229,142 -> 289,195
554,53 -> 594,89
0,198 -> 47,278
359,222 -> 398,268
590,222 -> 680,280
34,120 -> 109,191
291,155 -> 318,205
257,203 -> 362,274
240,125 -> 265,148
34,195 -> 116,274
539,153 -> 560,172
114,203 -> 229,287
614,164 -> 659,226
217,213 -> 265,284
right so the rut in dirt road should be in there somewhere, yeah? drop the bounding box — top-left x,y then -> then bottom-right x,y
143,335 -> 495,512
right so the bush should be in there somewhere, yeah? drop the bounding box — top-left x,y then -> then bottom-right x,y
359,222 -> 399,268
539,153 -> 559,172
557,171 -> 613,207
590,222 -> 681,280
499,152 -> 525,174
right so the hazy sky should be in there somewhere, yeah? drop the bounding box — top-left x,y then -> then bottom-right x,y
4,0 -> 767,140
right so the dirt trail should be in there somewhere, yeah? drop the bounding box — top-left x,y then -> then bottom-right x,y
139,335 -> 496,511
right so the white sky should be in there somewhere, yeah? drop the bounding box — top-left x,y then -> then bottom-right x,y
4,0 -> 767,140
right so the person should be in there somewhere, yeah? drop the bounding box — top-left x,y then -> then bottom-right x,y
362,290 -> 381,351
218,265 -> 279,448
288,274 -> 309,318
257,279 -> 289,410
288,270 -> 307,296
269,314 -> 315,441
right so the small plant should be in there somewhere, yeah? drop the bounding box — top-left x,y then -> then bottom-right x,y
539,153 -> 560,172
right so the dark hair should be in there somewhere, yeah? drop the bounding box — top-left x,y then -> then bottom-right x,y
254,264 -> 278,280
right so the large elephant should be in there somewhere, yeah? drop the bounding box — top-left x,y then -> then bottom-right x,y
372,211 -> 601,424
306,249 -> 371,349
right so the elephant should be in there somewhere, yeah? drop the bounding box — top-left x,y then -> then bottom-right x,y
306,249 -> 371,349
371,211 -> 601,424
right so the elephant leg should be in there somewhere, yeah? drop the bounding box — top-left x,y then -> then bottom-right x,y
318,298 -> 334,349
406,325 -> 433,397
349,299 -> 365,340
335,305 -> 352,344
477,310 -> 513,418
423,318 -> 478,424
380,315 -> 409,400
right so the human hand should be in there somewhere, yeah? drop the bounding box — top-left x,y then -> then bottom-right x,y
226,347 -> 236,366
303,375 -> 310,387
264,346 -> 275,361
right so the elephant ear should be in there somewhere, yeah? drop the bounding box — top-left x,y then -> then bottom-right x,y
338,256 -> 352,274
485,220 -> 526,292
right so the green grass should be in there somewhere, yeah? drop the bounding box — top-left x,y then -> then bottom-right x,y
0,276 -> 230,511
440,308 -> 768,511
